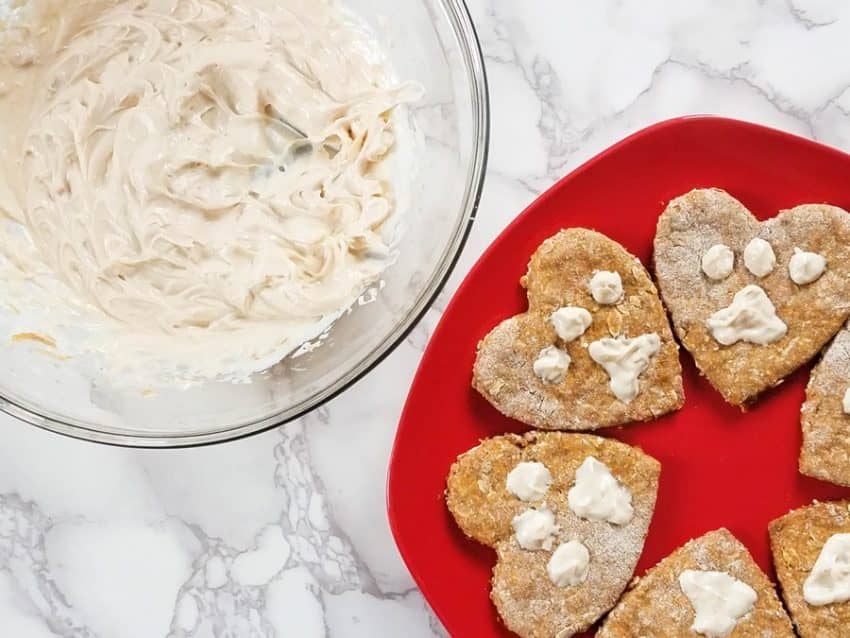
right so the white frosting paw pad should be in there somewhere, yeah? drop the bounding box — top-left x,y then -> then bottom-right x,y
654,188 -> 850,407
445,432 -> 660,638
599,528 -> 794,638
473,228 -> 684,431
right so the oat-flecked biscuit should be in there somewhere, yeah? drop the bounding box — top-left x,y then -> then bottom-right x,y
654,188 -> 850,406
800,327 -> 850,486
472,228 -> 684,431
598,529 -> 794,638
769,500 -> 850,638
445,432 -> 660,638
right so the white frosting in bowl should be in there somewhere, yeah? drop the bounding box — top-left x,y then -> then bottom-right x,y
0,0 -> 419,386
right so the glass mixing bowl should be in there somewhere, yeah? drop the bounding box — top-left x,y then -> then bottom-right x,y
0,0 -> 488,446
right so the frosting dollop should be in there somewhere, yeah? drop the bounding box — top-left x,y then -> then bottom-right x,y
588,333 -> 661,403
550,306 -> 592,342
706,285 -> 787,346
567,456 -> 634,525
701,244 -> 734,281
679,570 -> 757,637
511,506 -> 557,551
546,540 -> 590,588
506,461 -> 552,502
533,345 -> 571,384
803,533 -> 850,606
743,238 -> 776,278
589,271 -> 623,305
789,248 -> 827,285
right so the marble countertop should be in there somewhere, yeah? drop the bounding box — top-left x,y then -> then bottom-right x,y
5,1 -> 850,636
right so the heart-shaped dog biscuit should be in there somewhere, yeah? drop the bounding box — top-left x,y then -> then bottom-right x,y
598,528 -> 794,637
800,327 -> 850,487
769,500 -> 850,638
473,229 -> 684,431
445,431 -> 660,638
654,188 -> 850,406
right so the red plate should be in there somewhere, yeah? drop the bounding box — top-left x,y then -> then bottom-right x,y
387,116 -> 850,637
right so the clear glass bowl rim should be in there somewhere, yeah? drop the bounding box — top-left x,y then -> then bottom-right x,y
0,0 -> 490,448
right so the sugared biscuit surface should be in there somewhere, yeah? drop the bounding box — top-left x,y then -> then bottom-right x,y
800,328 -> 850,486
598,528 -> 794,638
654,188 -> 850,407
445,431 -> 660,638
769,500 -> 850,638
473,228 -> 684,431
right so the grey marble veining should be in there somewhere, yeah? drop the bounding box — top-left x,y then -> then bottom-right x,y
5,0 -> 850,635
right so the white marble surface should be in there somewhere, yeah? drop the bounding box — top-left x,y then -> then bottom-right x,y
5,0 -> 850,635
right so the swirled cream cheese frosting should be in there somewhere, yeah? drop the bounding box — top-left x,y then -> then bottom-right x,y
0,0 -> 419,385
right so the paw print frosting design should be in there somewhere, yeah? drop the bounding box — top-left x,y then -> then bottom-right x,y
445,432 -> 660,638
472,228 -> 684,431
654,188 -> 850,406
